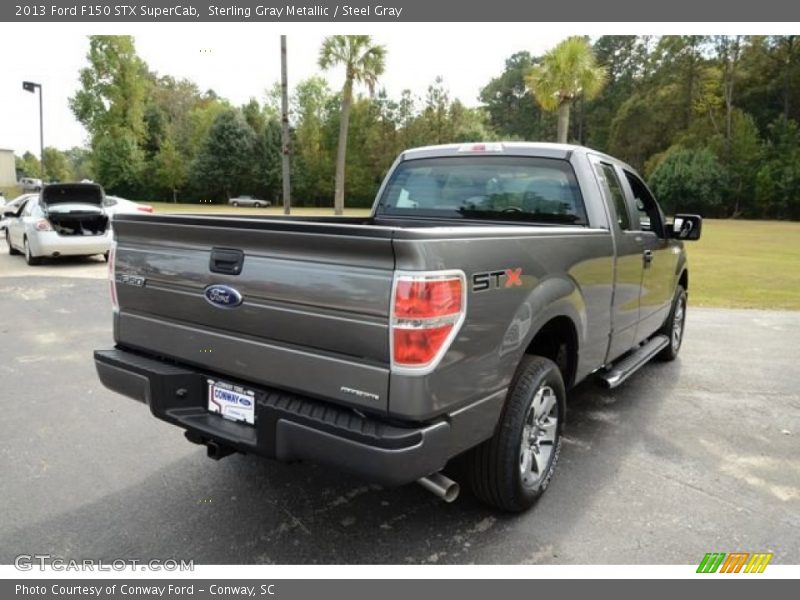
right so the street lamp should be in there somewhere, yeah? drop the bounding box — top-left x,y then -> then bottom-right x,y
22,81 -> 44,182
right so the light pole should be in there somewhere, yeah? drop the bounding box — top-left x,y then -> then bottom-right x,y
280,36 -> 291,215
22,81 -> 44,182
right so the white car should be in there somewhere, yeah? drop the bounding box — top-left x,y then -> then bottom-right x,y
103,195 -> 154,216
19,177 -> 43,192
5,183 -> 111,265
0,193 -> 38,232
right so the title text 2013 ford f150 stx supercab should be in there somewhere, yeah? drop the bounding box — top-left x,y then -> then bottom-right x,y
94,143 -> 702,512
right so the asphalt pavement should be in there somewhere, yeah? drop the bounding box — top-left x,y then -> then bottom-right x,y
0,249 -> 798,565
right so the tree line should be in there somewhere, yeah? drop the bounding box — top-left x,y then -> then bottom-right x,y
14,34 -> 800,219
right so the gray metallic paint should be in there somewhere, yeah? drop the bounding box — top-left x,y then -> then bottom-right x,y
108,143 -> 689,439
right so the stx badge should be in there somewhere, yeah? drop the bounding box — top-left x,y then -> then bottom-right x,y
472,268 -> 523,292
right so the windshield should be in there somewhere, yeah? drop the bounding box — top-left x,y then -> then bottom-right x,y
377,156 -> 587,225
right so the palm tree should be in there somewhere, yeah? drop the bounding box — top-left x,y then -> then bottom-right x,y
319,35 -> 386,215
525,36 -> 607,144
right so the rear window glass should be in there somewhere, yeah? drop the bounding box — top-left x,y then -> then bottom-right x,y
377,156 -> 587,225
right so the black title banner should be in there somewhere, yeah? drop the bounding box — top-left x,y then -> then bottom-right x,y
4,0 -> 800,22
3,579 -> 797,600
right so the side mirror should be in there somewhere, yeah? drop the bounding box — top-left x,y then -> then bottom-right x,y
671,214 -> 702,241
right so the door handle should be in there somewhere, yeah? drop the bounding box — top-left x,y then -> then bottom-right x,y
643,249 -> 654,267
209,247 -> 244,275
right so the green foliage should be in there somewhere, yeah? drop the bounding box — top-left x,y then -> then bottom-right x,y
155,137 -> 188,202
42,147 -> 72,183
16,152 -> 41,178
251,119 -> 283,202
648,146 -> 725,215
480,52 -> 544,141
755,117 -> 800,219
93,132 -> 144,197
53,34 -> 800,219
526,36 -> 607,143
190,109 -> 256,201
69,35 -> 150,142
319,35 -> 387,213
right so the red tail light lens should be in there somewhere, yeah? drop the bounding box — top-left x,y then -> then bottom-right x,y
391,272 -> 466,371
137,205 -> 154,213
34,219 -> 52,231
394,279 -> 462,319
393,325 -> 454,366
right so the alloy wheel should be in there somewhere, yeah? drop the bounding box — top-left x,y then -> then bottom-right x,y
519,385 -> 559,488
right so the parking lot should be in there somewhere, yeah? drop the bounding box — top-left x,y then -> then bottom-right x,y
1,246 -> 798,565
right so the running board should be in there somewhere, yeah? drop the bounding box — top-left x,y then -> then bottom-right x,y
597,335 -> 670,389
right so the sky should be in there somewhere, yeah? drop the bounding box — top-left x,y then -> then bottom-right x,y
1,24 -> 569,157
2,22 -> 793,158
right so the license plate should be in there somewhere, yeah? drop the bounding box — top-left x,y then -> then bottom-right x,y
207,379 -> 256,425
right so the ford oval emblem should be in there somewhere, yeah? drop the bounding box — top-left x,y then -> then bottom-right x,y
204,284 -> 243,308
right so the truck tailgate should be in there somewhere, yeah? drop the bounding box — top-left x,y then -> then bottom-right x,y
111,215 -> 395,413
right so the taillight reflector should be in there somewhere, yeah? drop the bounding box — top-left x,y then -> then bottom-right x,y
108,241 -> 118,312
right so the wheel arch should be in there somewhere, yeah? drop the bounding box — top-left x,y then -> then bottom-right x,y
523,315 -> 580,389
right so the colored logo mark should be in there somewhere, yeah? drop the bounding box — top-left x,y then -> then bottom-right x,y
696,552 -> 773,573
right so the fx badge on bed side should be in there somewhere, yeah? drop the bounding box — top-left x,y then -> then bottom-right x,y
115,273 -> 146,287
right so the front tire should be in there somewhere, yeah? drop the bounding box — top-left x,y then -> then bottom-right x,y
231,201 -> 239,207
466,355 -> 565,512
657,286 -> 687,361
24,237 -> 42,266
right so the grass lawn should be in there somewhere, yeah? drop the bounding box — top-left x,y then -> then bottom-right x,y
146,204 -> 799,310
687,219 -> 800,310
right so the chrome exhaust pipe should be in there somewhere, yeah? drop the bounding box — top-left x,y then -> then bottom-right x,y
417,472 -> 460,503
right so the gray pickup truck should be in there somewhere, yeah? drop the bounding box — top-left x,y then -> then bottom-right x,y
95,142 -> 702,512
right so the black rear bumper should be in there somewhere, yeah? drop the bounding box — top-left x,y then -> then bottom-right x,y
94,347 -> 452,487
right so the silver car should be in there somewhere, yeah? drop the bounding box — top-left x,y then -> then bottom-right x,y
5,183 -> 112,265
228,195 -> 271,207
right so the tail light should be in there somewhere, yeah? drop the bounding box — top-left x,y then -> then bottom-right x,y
391,271 -> 466,373
34,219 -> 52,231
137,205 -> 154,213
108,240 -> 118,312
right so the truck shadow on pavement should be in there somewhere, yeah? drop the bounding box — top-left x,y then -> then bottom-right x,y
1,361 -> 682,565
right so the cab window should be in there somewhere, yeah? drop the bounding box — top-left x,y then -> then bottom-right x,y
623,170 -> 664,237
594,163 -> 631,230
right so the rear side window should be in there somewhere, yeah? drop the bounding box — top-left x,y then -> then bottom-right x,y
594,163 -> 631,230
377,156 -> 587,225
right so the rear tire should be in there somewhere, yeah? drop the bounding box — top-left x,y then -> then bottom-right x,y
232,201 -> 239,207
466,355 -> 565,512
24,237 -> 42,266
7,231 -> 21,255
657,286 -> 687,361
254,202 -> 262,208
